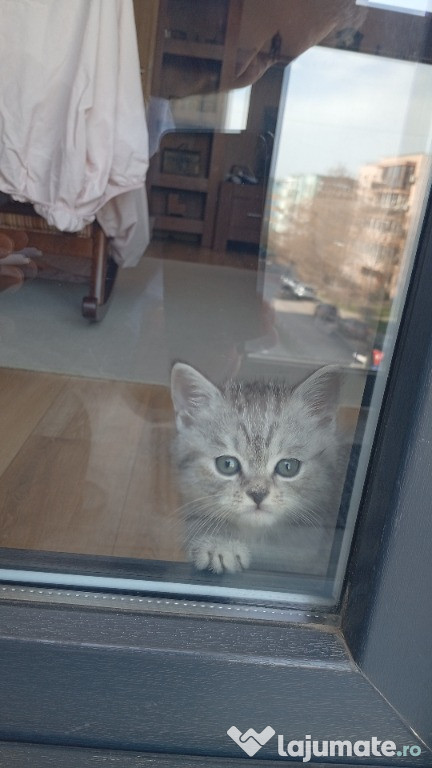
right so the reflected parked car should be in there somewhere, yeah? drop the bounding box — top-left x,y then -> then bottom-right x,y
338,317 -> 372,342
314,303 -> 339,321
280,276 -> 317,300
293,283 -> 317,300
353,332 -> 385,370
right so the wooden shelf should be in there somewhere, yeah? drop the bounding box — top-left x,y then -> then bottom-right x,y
150,172 -> 209,192
154,216 -> 204,234
150,0 -> 244,247
163,39 -> 224,60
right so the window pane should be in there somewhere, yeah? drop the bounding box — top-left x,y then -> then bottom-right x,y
0,0 -> 431,606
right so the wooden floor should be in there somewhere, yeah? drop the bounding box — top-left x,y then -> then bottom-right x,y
0,240 -> 258,563
0,368 -> 184,561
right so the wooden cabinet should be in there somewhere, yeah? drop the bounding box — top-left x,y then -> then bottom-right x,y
147,0 -> 242,248
213,182 -> 265,251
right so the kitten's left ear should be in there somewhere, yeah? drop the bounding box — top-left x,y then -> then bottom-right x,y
293,365 -> 342,424
171,362 -> 222,429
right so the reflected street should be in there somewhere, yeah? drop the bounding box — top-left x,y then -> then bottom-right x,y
250,270 -> 362,368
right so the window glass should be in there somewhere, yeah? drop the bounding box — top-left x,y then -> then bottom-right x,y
0,0 -> 431,606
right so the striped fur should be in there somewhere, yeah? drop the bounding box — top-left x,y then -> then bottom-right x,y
171,363 -> 346,573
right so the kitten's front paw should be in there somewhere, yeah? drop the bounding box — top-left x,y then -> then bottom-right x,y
190,538 -> 251,574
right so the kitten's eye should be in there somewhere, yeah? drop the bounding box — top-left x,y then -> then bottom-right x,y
274,458 -> 301,478
215,456 -> 241,476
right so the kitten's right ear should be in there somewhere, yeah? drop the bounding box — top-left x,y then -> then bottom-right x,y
292,364 -> 342,427
171,363 -> 221,429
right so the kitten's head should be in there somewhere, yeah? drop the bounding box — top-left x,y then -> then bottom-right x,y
171,363 -> 342,530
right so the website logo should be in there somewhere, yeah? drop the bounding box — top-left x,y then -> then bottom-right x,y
227,725 -> 276,757
227,726 -> 422,761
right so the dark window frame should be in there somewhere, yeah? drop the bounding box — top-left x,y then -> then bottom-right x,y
1,191 -> 432,766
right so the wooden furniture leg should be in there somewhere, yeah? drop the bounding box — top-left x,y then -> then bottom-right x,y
82,224 -> 119,321
0,201 -> 120,321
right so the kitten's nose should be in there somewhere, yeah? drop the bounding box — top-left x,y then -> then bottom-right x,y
247,489 -> 269,508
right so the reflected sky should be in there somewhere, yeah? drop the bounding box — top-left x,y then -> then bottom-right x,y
274,47 -> 432,178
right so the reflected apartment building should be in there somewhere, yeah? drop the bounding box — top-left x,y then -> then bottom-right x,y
353,154 -> 431,298
269,154 -> 431,301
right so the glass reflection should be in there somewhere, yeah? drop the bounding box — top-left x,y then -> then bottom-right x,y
0,0 -> 431,603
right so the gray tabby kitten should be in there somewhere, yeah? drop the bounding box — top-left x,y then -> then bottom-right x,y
171,362 -> 345,573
